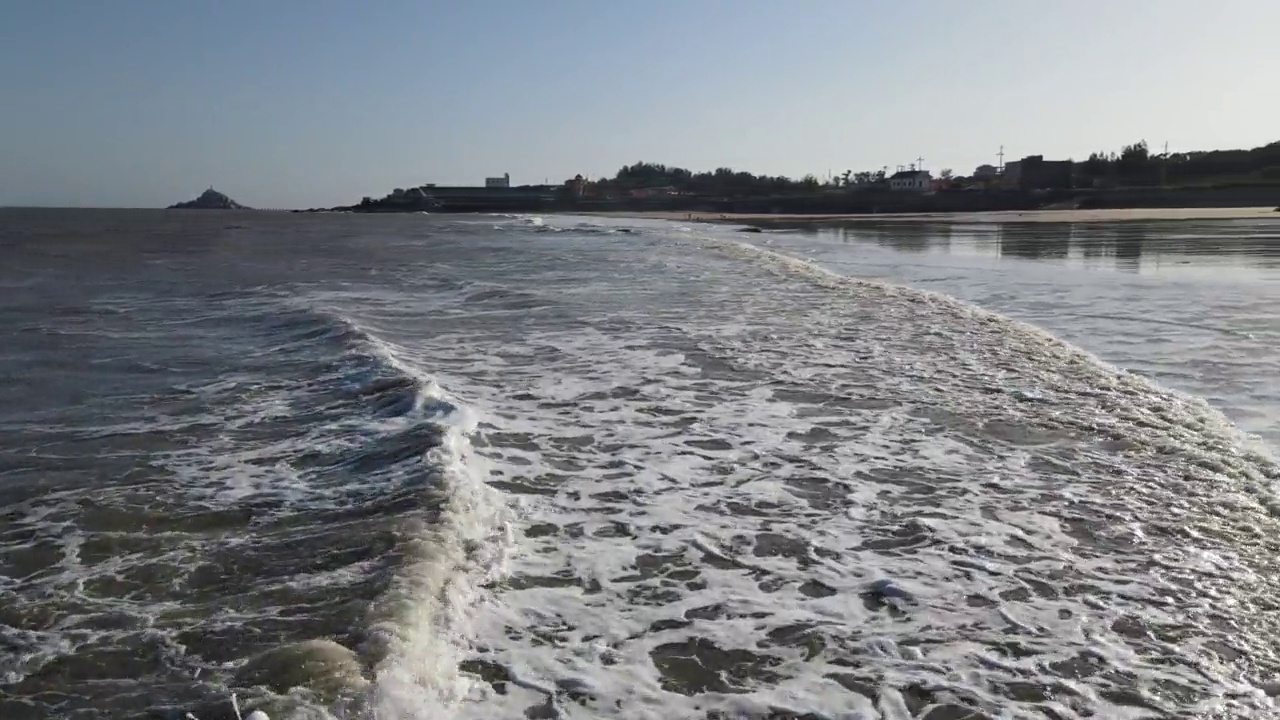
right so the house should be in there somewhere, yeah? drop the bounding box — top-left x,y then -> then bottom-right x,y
1001,156 -> 1074,190
485,173 -> 511,188
563,174 -> 587,198
888,170 -> 932,192
973,164 -> 1000,180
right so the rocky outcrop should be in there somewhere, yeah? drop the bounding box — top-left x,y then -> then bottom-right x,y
168,188 -> 249,210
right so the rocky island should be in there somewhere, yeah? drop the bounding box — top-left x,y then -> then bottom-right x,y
168,188 -> 250,210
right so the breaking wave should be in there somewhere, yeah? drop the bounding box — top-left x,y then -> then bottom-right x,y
0,299 -> 513,720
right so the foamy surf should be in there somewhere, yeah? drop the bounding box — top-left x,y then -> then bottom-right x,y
381,218 -> 1280,719
186,693 -> 269,720
249,326 -> 518,719
5,210 -> 1280,720
0,294 -> 517,719
358,346 -> 516,719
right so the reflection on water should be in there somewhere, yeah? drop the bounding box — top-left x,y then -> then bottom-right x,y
814,219 -> 1280,276
749,218 -> 1280,449
836,222 -> 955,254
998,223 -> 1076,262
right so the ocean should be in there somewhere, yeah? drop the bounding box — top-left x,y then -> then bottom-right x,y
2,208 -> 1279,720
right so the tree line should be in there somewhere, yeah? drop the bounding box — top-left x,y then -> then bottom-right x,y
1078,140 -> 1280,186
589,163 -> 825,196
583,139 -> 1280,197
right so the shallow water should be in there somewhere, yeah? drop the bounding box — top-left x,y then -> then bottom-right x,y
729,218 -> 1280,451
2,209 -> 1280,720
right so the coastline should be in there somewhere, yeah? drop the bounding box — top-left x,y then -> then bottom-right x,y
583,206 -> 1280,226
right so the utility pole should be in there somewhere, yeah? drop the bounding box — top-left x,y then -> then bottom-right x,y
997,145 -> 1005,172
916,156 -> 925,172
1161,141 -> 1169,187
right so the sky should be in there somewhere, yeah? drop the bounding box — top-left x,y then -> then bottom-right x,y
1,0 -> 1277,208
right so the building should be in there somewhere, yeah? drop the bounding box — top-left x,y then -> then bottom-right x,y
973,164 -> 1000,180
485,173 -> 511,188
1001,156 -> 1074,190
888,170 -> 932,192
564,174 -> 587,198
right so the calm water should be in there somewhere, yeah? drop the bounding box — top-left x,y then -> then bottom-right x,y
2,209 -> 1280,720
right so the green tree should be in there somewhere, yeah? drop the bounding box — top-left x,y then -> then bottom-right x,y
1082,152 -> 1111,178
1117,141 -> 1151,181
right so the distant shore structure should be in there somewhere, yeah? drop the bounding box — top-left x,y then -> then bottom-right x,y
888,169 -> 932,192
485,173 -> 511,188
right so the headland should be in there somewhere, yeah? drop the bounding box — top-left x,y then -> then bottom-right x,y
169,188 -> 250,210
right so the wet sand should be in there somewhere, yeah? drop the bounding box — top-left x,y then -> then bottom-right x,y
591,206 -> 1280,225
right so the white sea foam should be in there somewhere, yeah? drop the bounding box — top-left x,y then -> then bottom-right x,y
0,299 -> 517,719
7,214 -> 1279,720
355,341 -> 517,719
365,220 -> 1280,719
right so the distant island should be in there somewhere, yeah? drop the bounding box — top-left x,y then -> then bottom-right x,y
168,188 -> 249,210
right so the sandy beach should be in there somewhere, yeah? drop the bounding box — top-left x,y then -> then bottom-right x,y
590,206 -> 1280,225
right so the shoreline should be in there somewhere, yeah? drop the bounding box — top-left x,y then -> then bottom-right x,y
583,206 -> 1280,226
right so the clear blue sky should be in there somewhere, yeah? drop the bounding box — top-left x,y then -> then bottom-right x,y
1,0 -> 1276,208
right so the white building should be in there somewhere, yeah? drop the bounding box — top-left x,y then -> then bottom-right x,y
888,170 -> 932,192
485,173 -> 511,188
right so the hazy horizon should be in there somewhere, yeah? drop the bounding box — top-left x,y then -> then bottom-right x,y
2,0 -> 1277,209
